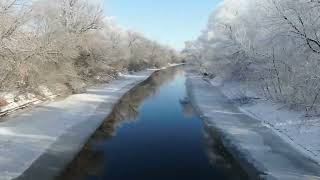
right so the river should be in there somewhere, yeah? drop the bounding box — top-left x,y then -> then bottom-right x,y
58,66 -> 249,180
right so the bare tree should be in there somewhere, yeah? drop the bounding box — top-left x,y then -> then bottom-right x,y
0,0 -> 180,96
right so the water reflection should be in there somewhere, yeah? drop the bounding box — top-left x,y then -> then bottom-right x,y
94,67 -> 181,139
179,98 -> 250,179
59,144 -> 105,180
58,66 -> 249,180
59,67 -> 183,180
203,125 -> 250,179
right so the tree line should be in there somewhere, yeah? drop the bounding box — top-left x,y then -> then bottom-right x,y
0,0 -> 180,95
184,0 -> 320,115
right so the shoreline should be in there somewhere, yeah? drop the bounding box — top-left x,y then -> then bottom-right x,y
0,63 -> 185,119
0,69 -> 158,180
186,73 -> 320,180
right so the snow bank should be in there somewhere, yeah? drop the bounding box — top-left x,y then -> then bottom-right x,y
216,78 -> 320,165
187,74 -> 320,180
0,69 -> 156,180
0,85 -> 59,118
147,63 -> 185,71
0,93 -> 41,117
209,76 -> 224,87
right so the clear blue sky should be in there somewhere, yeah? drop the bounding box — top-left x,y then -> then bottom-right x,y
104,0 -> 221,50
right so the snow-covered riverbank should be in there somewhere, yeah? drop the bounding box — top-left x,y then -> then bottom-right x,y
0,69 -> 157,180
213,78 -> 320,167
0,64 -> 184,118
187,73 -> 320,180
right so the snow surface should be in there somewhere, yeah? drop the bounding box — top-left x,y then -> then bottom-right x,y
0,69 -> 156,180
148,63 -> 186,71
187,74 -> 320,180
0,87 -> 57,117
217,79 -> 320,166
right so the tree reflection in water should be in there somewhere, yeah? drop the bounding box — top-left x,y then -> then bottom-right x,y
203,125 -> 251,180
58,67 -> 182,180
58,66 -> 250,180
178,97 -> 250,179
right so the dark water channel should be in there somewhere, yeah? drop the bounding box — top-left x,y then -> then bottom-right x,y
59,67 -> 249,180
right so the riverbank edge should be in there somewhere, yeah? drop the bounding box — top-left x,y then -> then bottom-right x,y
0,68 -> 165,180
213,78 -> 320,166
0,63 -> 184,118
186,73 -> 320,180
185,74 -> 262,180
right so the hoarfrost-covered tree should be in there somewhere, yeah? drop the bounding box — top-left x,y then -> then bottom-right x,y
188,0 -> 320,114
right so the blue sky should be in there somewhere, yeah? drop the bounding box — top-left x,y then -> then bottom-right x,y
104,0 -> 221,50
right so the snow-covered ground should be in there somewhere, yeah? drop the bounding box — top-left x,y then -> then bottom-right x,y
187,73 -> 320,180
0,69 -> 157,180
215,79 -> 320,166
0,88 -> 58,117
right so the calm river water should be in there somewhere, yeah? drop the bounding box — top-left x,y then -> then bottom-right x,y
59,67 -> 249,180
